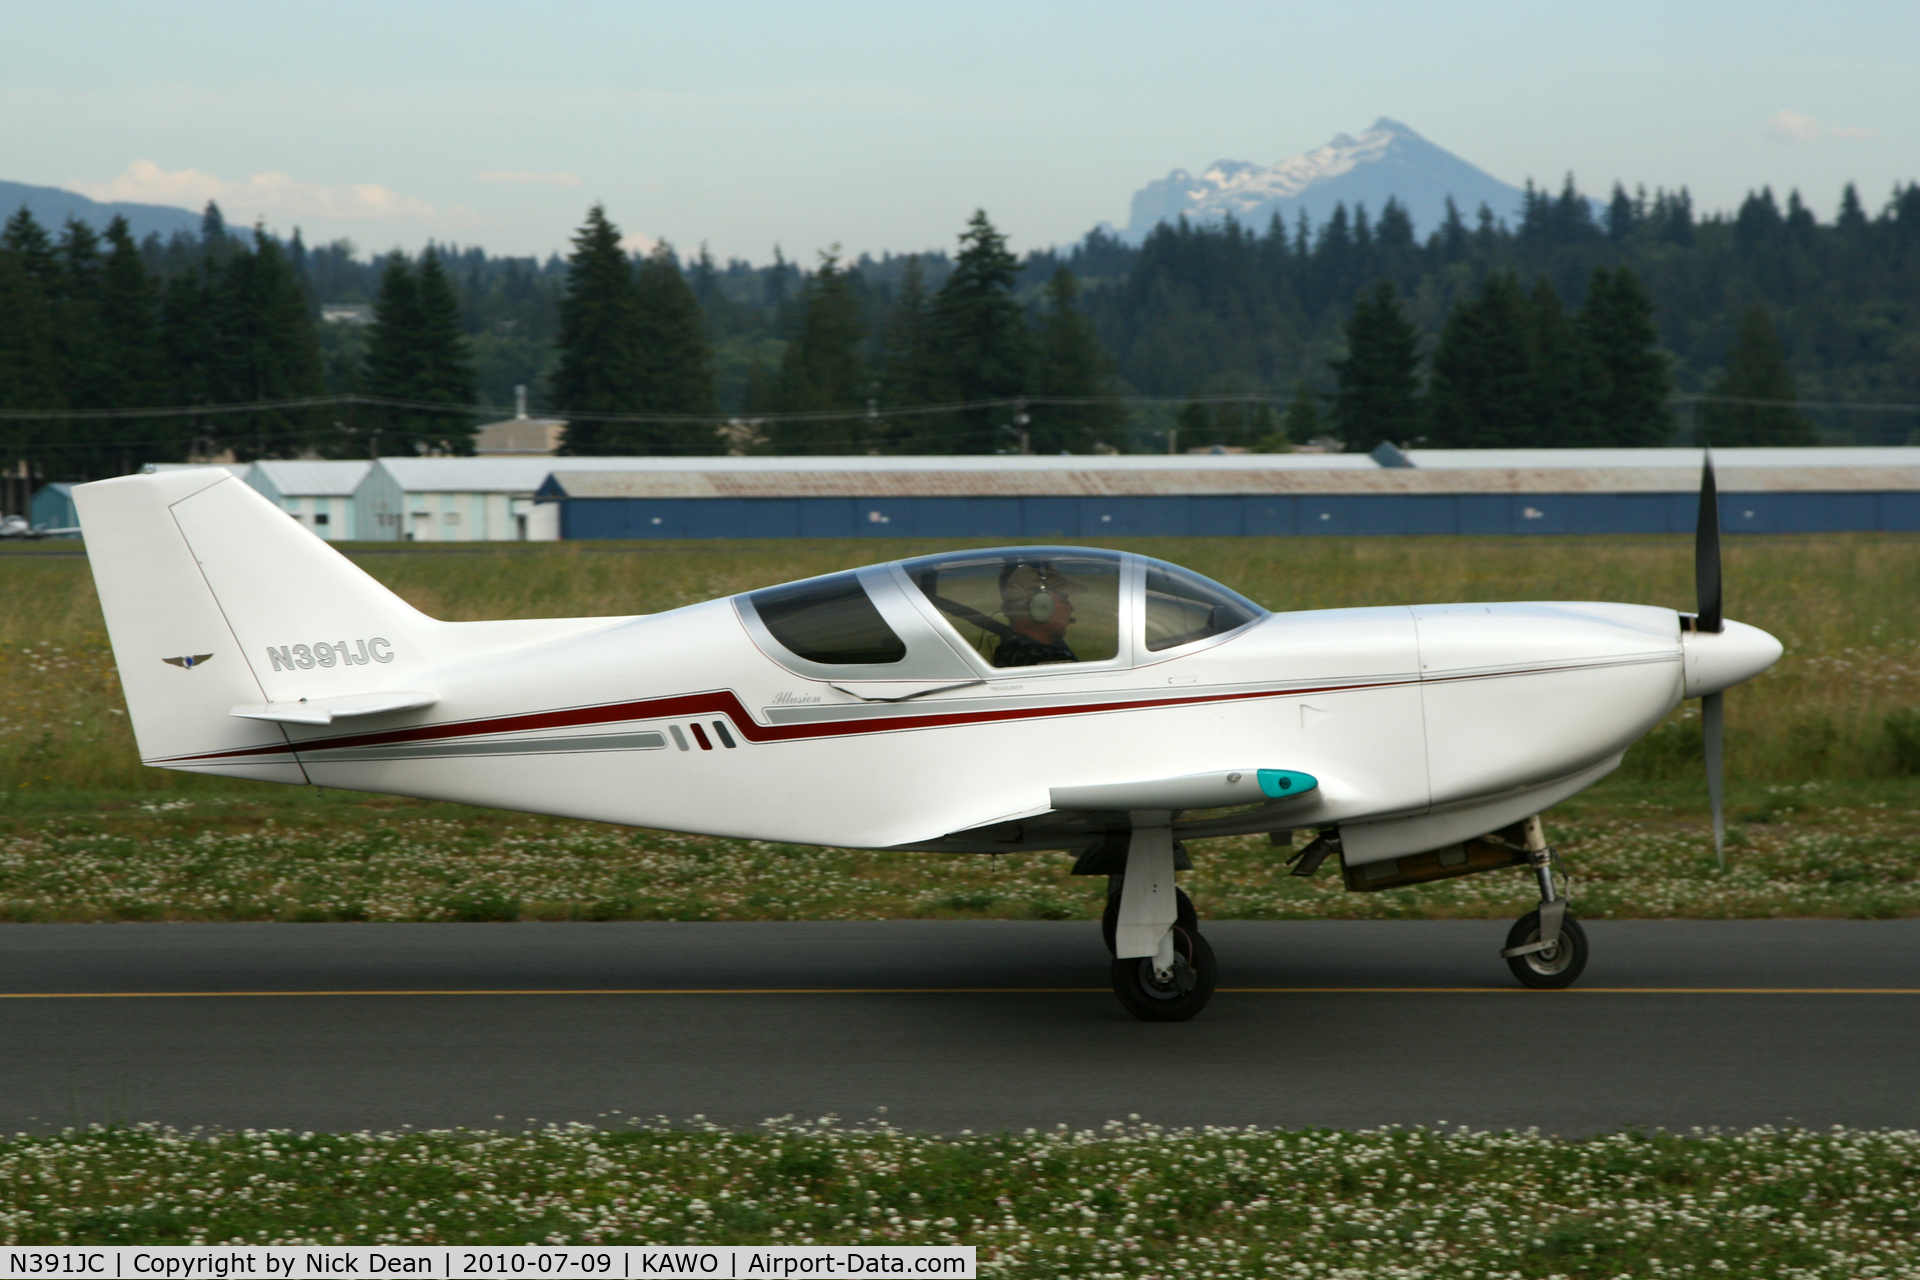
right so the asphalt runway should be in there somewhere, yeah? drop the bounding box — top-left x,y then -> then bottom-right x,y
3,920 -> 1916,1135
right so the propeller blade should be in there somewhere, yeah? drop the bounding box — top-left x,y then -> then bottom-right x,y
1695,450 -> 1723,633
1703,690 -> 1725,869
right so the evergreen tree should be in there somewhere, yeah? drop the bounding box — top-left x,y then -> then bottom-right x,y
766,251 -> 867,453
1030,267 -> 1124,453
210,228 -> 327,459
1579,267 -> 1672,446
412,249 -> 480,453
1327,281 -> 1421,449
933,211 -> 1032,453
362,254 -> 422,445
96,217 -> 168,472
50,220 -> 113,475
1427,272 -> 1534,448
632,244 -> 719,452
552,206 -> 646,455
872,257 -> 947,451
0,241 -> 63,484
1277,381 -> 1324,446
1525,276 -> 1608,447
1700,305 -> 1814,445
3,207 -> 58,285
362,250 -> 479,455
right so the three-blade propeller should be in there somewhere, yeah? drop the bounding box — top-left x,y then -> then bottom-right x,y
1695,452 -> 1727,869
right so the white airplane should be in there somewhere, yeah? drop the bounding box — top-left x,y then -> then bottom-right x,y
73,462 -> 1780,1021
1,513 -> 81,540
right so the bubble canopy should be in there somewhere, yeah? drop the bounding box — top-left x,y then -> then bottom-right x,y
738,546 -> 1267,679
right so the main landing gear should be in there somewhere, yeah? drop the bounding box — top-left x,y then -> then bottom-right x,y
1500,824 -> 1588,989
1097,817 -> 1218,1021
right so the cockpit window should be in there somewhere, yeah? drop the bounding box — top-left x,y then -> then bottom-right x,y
749,572 -> 906,665
905,550 -> 1121,668
1141,559 -> 1265,651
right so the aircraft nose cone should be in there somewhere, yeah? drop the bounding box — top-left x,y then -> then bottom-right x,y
1682,618 -> 1784,698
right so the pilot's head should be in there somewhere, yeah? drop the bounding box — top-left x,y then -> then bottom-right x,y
999,563 -> 1082,641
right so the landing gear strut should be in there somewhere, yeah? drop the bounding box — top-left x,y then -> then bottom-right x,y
1100,814 -> 1217,1021
1500,819 -> 1588,989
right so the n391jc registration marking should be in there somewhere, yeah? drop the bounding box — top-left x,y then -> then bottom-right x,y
267,638 -> 394,670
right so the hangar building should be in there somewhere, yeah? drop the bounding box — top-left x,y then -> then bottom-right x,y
535,447 -> 1920,540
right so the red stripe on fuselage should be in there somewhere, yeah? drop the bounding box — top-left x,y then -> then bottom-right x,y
154,656 -> 1662,767
153,678 -> 1403,766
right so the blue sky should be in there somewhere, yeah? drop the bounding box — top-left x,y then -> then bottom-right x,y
4,0 -> 1911,262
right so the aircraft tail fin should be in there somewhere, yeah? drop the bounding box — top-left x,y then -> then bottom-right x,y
74,470 -> 436,777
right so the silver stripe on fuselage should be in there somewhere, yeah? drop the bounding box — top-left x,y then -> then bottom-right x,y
296,730 -> 668,764
758,651 -> 1677,726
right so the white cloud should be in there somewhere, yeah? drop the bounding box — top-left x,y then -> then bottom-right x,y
68,160 -> 486,229
1763,111 -> 1876,143
619,231 -> 659,255
1764,110 -> 1823,141
477,170 -> 581,186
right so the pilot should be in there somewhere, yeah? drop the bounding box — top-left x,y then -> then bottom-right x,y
992,563 -> 1084,667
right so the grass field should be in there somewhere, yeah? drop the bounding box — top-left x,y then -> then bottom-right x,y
2,534 -> 1917,923
4,1118 -> 1916,1277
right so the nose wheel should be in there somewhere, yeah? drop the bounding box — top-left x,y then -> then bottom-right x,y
1503,908 -> 1589,988
1501,834 -> 1588,989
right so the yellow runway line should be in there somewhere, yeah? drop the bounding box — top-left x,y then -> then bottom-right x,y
2,986 -> 1919,999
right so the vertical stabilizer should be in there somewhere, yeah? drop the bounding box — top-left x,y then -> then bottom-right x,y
73,470 -> 306,780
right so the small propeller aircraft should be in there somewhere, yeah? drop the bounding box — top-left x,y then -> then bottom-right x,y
1,513 -> 81,540
73,460 -> 1779,1021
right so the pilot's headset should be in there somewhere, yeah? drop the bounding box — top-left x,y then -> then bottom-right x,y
999,563 -> 1056,624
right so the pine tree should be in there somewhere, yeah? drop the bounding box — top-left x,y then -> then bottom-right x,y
1427,272 -> 1534,448
1579,267 -> 1672,446
362,250 -> 479,455
1327,281 -> 1421,449
3,207 -> 58,286
1277,381 -> 1324,446
96,217 -> 168,472
1030,267 -> 1124,453
552,206 -> 646,455
766,250 -> 867,453
632,244 -> 719,452
1700,306 -> 1814,445
871,257 -> 945,452
933,211 -> 1032,453
206,229 -> 327,459
1525,276 -> 1608,447
0,240 -> 63,484
362,254 -> 422,447
412,249 -> 480,453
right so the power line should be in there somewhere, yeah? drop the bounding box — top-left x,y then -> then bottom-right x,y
3,391 -> 1915,427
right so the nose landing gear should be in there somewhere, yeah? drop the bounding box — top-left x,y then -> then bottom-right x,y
1500,821 -> 1588,989
1099,816 -> 1219,1021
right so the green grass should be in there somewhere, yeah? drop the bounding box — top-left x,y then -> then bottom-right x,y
3,1119 -> 1916,1277
2,534 -> 1917,922
1,777 -> 1916,922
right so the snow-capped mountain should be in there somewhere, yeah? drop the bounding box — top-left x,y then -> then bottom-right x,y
1118,118 -> 1526,242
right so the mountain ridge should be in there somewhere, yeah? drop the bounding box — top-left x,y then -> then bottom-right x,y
1117,118 -> 1528,242
0,179 -> 203,242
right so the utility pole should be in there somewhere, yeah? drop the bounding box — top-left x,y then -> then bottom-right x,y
1014,398 -> 1030,455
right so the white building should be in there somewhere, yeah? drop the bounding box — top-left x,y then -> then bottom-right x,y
245,460 -> 374,540
352,457 -> 671,542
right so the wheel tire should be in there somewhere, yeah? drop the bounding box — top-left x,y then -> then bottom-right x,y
1101,887 -> 1197,956
1109,927 -> 1217,1022
1504,910 -> 1589,990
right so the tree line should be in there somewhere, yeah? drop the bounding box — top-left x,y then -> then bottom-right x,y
4,170 -> 1917,484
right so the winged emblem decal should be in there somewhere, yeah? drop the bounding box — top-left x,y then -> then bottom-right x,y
162,654 -> 214,669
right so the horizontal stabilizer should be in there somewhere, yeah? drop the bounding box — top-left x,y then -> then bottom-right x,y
229,691 -> 439,726
1051,768 -> 1317,813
